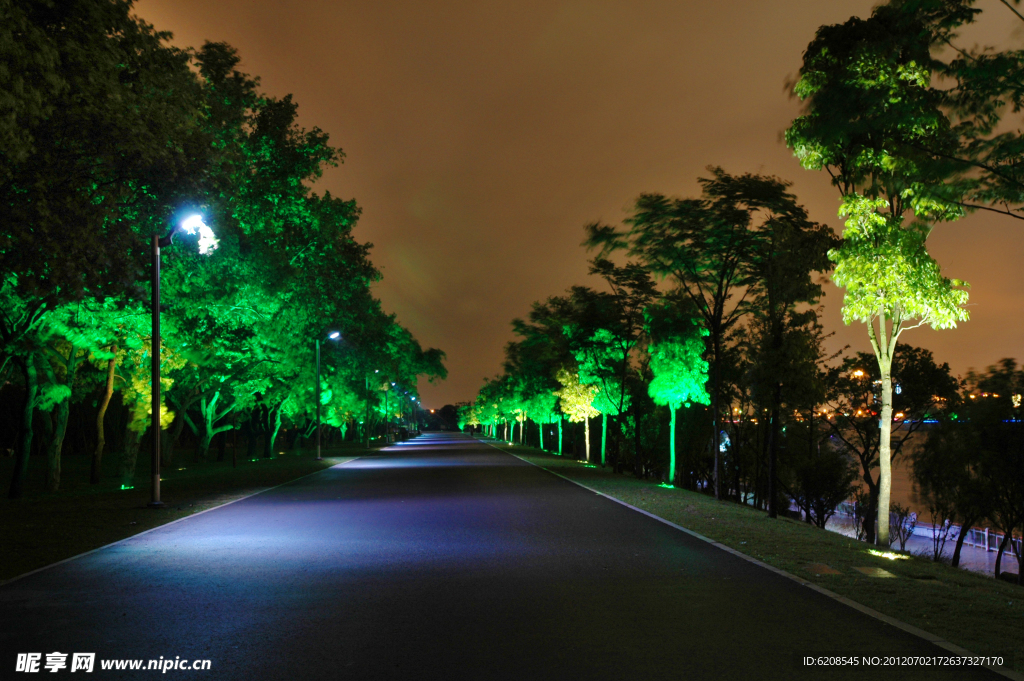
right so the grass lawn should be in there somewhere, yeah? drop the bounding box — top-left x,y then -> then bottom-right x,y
0,441 -> 381,582
499,443 -> 1024,674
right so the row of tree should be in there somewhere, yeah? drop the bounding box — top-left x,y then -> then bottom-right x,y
467,0 -> 1024,552
1,0 -> 445,498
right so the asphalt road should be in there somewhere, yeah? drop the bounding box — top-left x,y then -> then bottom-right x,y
0,433 -> 1008,680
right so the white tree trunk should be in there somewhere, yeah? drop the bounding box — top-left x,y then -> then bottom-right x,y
876,368 -> 893,545
584,417 -> 591,462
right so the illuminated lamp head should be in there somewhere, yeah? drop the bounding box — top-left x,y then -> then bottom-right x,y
180,214 -> 218,255
328,331 -> 341,340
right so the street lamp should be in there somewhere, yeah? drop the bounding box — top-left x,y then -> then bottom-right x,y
316,331 -> 342,461
150,214 -> 217,508
365,369 -> 379,448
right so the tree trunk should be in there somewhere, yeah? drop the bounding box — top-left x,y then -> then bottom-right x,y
245,417 -> 260,460
766,388 -> 782,518
120,427 -> 141,488
601,413 -> 608,467
8,356 -> 39,499
1011,533 -> 1024,585
92,348 -> 117,484
44,345 -> 80,492
668,405 -> 677,484
876,361 -> 894,545
950,519 -> 975,568
995,532 -> 1011,578
584,417 -> 591,462
45,397 -> 70,492
557,418 -> 563,455
197,429 -> 213,462
216,431 -> 227,462
264,407 -> 282,459
712,333 -> 722,499
163,415 -> 185,467
631,397 -> 643,477
733,447 -> 742,503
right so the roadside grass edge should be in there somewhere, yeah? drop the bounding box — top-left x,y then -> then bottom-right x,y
484,439 -> 1024,681
0,457 -> 359,588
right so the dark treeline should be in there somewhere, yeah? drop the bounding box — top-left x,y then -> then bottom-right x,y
1,0 -> 445,499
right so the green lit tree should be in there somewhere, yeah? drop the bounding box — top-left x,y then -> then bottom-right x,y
554,368 -> 600,461
527,392 -> 560,451
645,297 -> 710,484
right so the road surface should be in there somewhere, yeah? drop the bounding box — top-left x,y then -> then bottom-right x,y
0,433 -> 1007,679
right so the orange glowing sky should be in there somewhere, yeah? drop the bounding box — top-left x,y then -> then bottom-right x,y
135,0 -> 1024,407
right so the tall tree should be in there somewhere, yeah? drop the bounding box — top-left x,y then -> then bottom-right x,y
571,260 -> 658,468
588,168 -> 773,499
740,174 -> 837,516
787,11 -> 972,541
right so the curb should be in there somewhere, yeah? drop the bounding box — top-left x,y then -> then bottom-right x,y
493,444 -> 1022,681
0,457 -> 359,589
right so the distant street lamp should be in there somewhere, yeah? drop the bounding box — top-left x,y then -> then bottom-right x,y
386,383 -> 393,442
316,331 -> 342,461
365,369 -> 379,448
150,214 -> 217,508
851,368 -> 871,409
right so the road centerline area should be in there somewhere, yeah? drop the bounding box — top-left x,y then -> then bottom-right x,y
0,433 -> 1008,680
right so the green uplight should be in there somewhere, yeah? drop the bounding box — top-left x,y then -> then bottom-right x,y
658,483 -> 675,489
867,549 -> 909,561
120,485 -> 134,490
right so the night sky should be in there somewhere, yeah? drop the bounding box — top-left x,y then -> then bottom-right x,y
135,0 -> 1024,408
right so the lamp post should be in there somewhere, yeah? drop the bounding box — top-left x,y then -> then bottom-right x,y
386,383 -> 392,442
150,215 -> 217,508
316,331 -> 342,461
365,369 -> 378,448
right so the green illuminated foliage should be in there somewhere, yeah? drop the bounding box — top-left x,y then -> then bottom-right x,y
645,298 -> 710,484
554,368 -> 600,461
788,0 -> 1024,222
2,20 -> 445,496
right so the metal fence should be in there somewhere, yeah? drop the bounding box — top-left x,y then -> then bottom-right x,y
833,501 -> 1022,557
